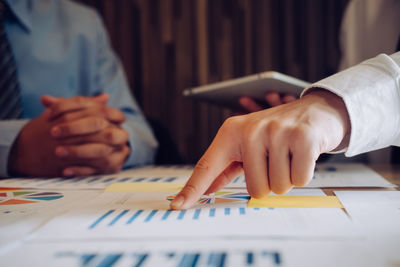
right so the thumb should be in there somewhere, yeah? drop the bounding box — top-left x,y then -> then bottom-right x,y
41,95 -> 60,107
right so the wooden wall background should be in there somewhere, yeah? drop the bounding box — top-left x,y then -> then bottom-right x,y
77,0 -> 349,164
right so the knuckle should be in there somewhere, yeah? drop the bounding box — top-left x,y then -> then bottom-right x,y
194,157 -> 211,173
219,116 -> 240,135
182,184 -> 199,197
243,120 -> 264,145
91,117 -> 107,130
105,129 -> 118,144
98,145 -> 113,156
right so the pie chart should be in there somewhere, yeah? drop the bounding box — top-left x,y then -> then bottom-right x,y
0,187 -> 63,205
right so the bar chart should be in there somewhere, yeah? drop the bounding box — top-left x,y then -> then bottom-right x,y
88,207 -> 260,229
55,250 -> 282,267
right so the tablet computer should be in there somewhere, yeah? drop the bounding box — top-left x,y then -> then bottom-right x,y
183,71 -> 310,110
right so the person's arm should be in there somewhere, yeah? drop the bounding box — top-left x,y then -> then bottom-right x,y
92,13 -> 158,167
302,52 -> 400,155
0,120 -> 29,177
170,52 -> 399,210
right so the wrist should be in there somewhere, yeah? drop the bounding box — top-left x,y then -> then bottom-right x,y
303,89 -> 351,152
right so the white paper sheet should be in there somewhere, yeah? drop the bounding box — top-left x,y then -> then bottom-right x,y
31,189 -> 358,241
0,189 -> 99,253
335,190 -> 400,237
1,239 -> 384,267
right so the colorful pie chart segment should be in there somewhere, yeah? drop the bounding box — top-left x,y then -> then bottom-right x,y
0,187 -> 63,206
167,191 -> 250,205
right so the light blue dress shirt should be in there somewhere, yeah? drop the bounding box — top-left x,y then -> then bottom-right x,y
0,0 -> 158,177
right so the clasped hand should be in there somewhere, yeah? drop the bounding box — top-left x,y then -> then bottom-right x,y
8,94 -> 130,177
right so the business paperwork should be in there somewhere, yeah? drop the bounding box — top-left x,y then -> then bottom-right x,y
0,163 -> 399,267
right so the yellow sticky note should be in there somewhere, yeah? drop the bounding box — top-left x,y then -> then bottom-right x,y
248,196 -> 343,208
105,182 -> 184,193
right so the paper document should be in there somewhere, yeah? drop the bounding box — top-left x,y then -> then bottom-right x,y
1,239 -> 383,267
335,190 -> 400,237
33,189 -> 358,241
0,187 -> 99,253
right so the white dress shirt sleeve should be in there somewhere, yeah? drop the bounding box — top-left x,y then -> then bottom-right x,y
302,52 -> 400,157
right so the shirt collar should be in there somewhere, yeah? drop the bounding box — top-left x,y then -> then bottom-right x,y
5,0 -> 32,32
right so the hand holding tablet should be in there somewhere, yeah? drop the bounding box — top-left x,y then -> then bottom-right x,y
183,71 -> 310,110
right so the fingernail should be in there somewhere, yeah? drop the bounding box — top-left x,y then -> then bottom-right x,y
51,127 -> 61,137
170,195 -> 184,210
63,169 -> 74,177
55,147 -> 68,157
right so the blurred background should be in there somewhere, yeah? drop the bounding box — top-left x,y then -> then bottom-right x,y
77,0 -> 349,164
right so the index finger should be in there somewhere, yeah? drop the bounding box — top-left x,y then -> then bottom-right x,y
170,120 -> 240,210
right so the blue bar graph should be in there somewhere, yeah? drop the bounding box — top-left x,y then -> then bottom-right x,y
133,253 -> 148,267
262,251 -> 281,265
90,206 -> 259,227
165,177 -> 177,182
224,208 -> 230,215
144,210 -> 158,222
118,177 -> 131,182
87,177 -> 101,184
80,254 -> 96,265
177,210 -> 186,220
103,178 -> 115,183
193,209 -> 201,220
108,210 -> 129,226
208,252 -> 226,267
209,208 -> 216,217
71,177 -> 86,183
178,253 -> 200,267
239,207 -> 246,215
60,251 -> 282,266
126,210 -> 144,224
97,254 -> 122,267
246,252 -> 253,265
89,210 -> 115,229
162,210 -> 172,220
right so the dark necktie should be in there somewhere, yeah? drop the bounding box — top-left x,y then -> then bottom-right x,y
0,0 -> 22,119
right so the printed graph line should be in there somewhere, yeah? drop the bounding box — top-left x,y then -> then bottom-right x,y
89,206 -> 261,229
177,210 -> 186,220
193,209 -> 201,220
126,210 -> 144,224
58,251 -> 283,267
89,210 -> 115,229
108,210 -> 129,226
144,210 -> 158,222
